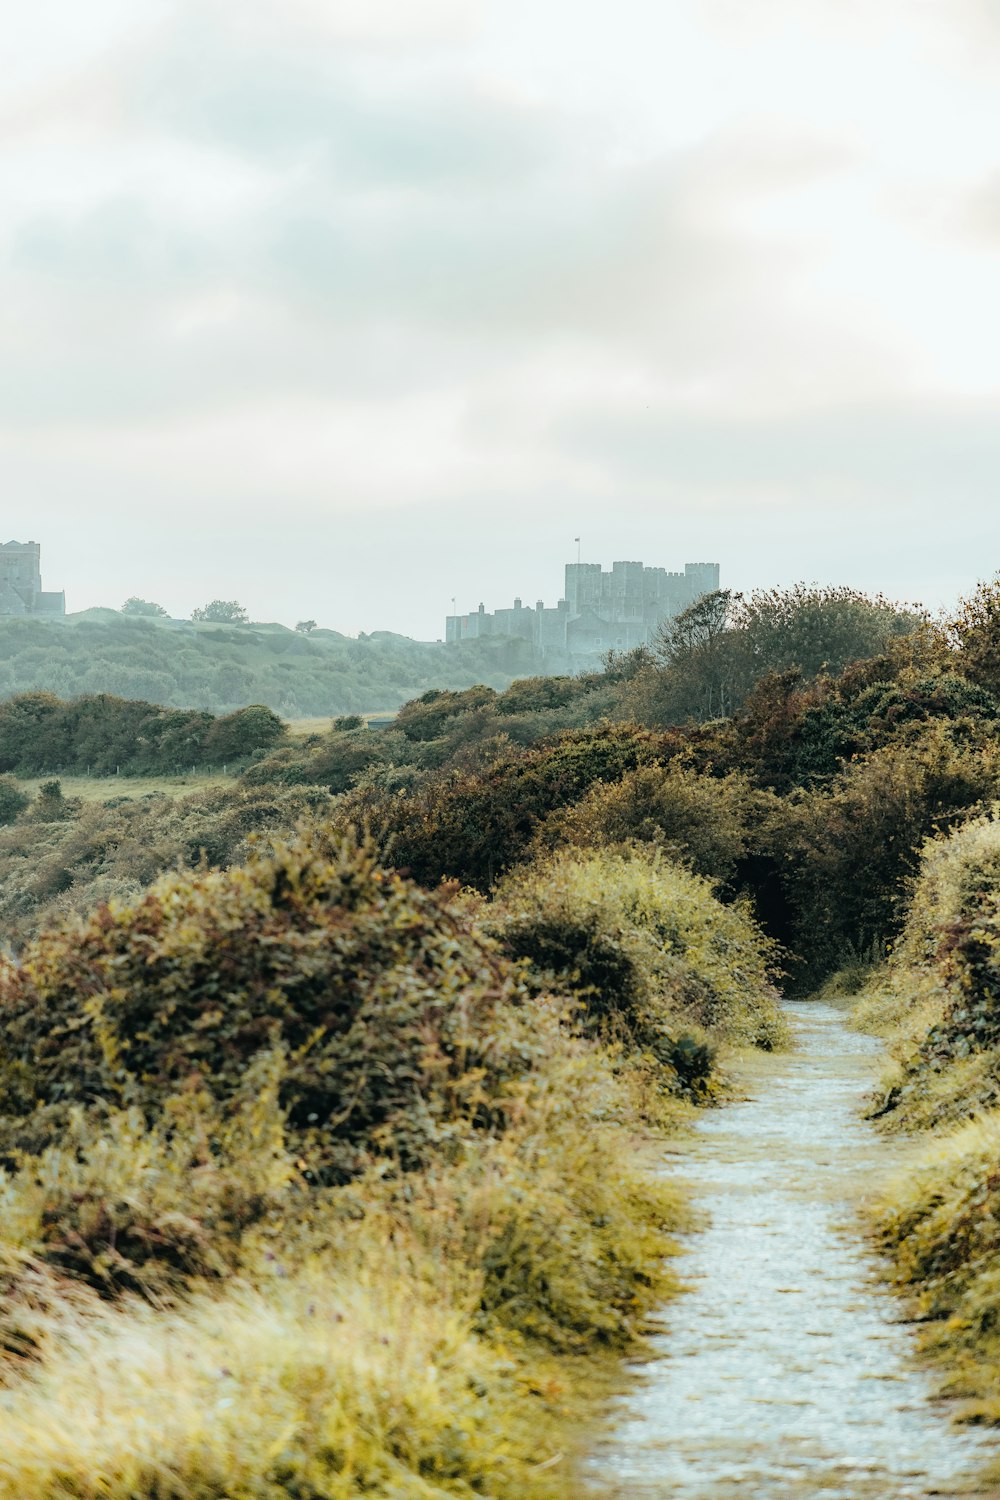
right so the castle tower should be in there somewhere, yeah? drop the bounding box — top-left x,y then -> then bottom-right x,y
0,541 -> 65,617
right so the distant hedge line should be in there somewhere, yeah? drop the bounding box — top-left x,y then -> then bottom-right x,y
0,693 -> 287,776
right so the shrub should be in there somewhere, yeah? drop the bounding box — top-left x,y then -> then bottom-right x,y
203,704 -> 286,762
33,781 -> 69,823
0,777 -> 28,826
0,1051 -> 295,1299
534,762 -> 768,889
489,846 -> 785,1055
950,574 -> 1000,696
395,685 -> 497,741
858,813 -> 1000,1130
0,845 -> 693,1497
771,722 -> 1000,984
242,724 -> 398,793
0,833 -> 533,1182
348,723 -> 670,889
873,1113 -> 1000,1423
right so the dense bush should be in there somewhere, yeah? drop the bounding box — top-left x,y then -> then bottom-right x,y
859,814 -> 1000,1420
0,1052 -> 295,1300
622,584 -> 925,727
0,783 -> 334,947
241,723 -> 408,794
0,833 -> 537,1182
344,724 -> 672,889
772,723 -> 1000,984
533,763 -> 768,890
394,685 -> 499,740
725,644 -> 994,793
872,1109 -> 1000,1427
949,574 -> 1000,697
855,814 -> 1000,1129
0,776 -> 29,826
0,821 -> 703,1496
489,846 -> 785,1056
0,1029 -> 685,1498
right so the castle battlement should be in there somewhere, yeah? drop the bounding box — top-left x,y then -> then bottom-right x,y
0,541 -> 65,618
446,558 -> 720,659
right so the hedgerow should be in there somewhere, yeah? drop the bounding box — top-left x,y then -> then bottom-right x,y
0,692 -> 286,776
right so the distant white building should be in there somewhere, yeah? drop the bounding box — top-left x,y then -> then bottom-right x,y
446,559 -> 720,659
0,541 -> 66,617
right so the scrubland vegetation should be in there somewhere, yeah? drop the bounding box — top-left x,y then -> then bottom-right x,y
850,812 -> 1000,1426
0,829 -> 779,1496
3,576 -> 1000,1486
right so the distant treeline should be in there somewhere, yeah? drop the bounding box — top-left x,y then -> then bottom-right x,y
0,693 -> 287,776
0,615 -> 537,716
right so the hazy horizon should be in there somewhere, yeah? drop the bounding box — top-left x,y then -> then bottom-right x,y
5,1 -> 1000,635
40,552 -> 992,640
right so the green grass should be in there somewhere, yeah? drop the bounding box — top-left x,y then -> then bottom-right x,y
286,713 -> 398,738
17,772 -> 237,802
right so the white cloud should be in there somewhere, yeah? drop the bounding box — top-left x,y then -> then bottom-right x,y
0,0 -> 998,634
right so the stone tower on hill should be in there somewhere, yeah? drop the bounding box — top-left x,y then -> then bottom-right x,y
0,542 -> 65,617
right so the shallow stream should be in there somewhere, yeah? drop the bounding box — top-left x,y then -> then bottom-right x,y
585,1000 -> 999,1498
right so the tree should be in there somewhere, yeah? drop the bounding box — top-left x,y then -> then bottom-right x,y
950,576 -> 1000,693
649,590 -> 740,720
295,620 -> 317,634
655,590 -> 734,665
191,600 -> 249,624
732,584 -> 922,684
204,704 -> 287,761
121,597 -> 168,618
635,585 -> 925,727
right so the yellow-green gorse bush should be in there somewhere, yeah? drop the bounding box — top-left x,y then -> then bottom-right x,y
533,762 -> 767,889
490,844 -> 787,1061
0,831 -> 536,1185
860,812 -> 1000,1419
857,811 -> 1000,1130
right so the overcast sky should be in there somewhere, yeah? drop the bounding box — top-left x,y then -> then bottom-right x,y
4,0 -> 1000,635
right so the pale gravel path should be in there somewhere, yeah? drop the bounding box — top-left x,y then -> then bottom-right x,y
585,1001 -> 999,1499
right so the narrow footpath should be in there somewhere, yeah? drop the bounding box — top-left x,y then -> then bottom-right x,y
585,1001 -> 999,1499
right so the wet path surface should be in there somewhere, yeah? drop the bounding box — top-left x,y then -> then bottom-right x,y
586,1001 -> 998,1498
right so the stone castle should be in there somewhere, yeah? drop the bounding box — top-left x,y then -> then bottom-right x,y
446,559 -> 720,660
0,541 -> 65,618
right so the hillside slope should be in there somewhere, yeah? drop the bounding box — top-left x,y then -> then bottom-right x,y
0,615 -> 538,715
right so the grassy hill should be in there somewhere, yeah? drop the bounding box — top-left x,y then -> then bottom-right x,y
0,614 -> 541,716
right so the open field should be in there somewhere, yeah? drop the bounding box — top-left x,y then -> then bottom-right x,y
285,713 -> 397,738
16,771 -> 237,802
